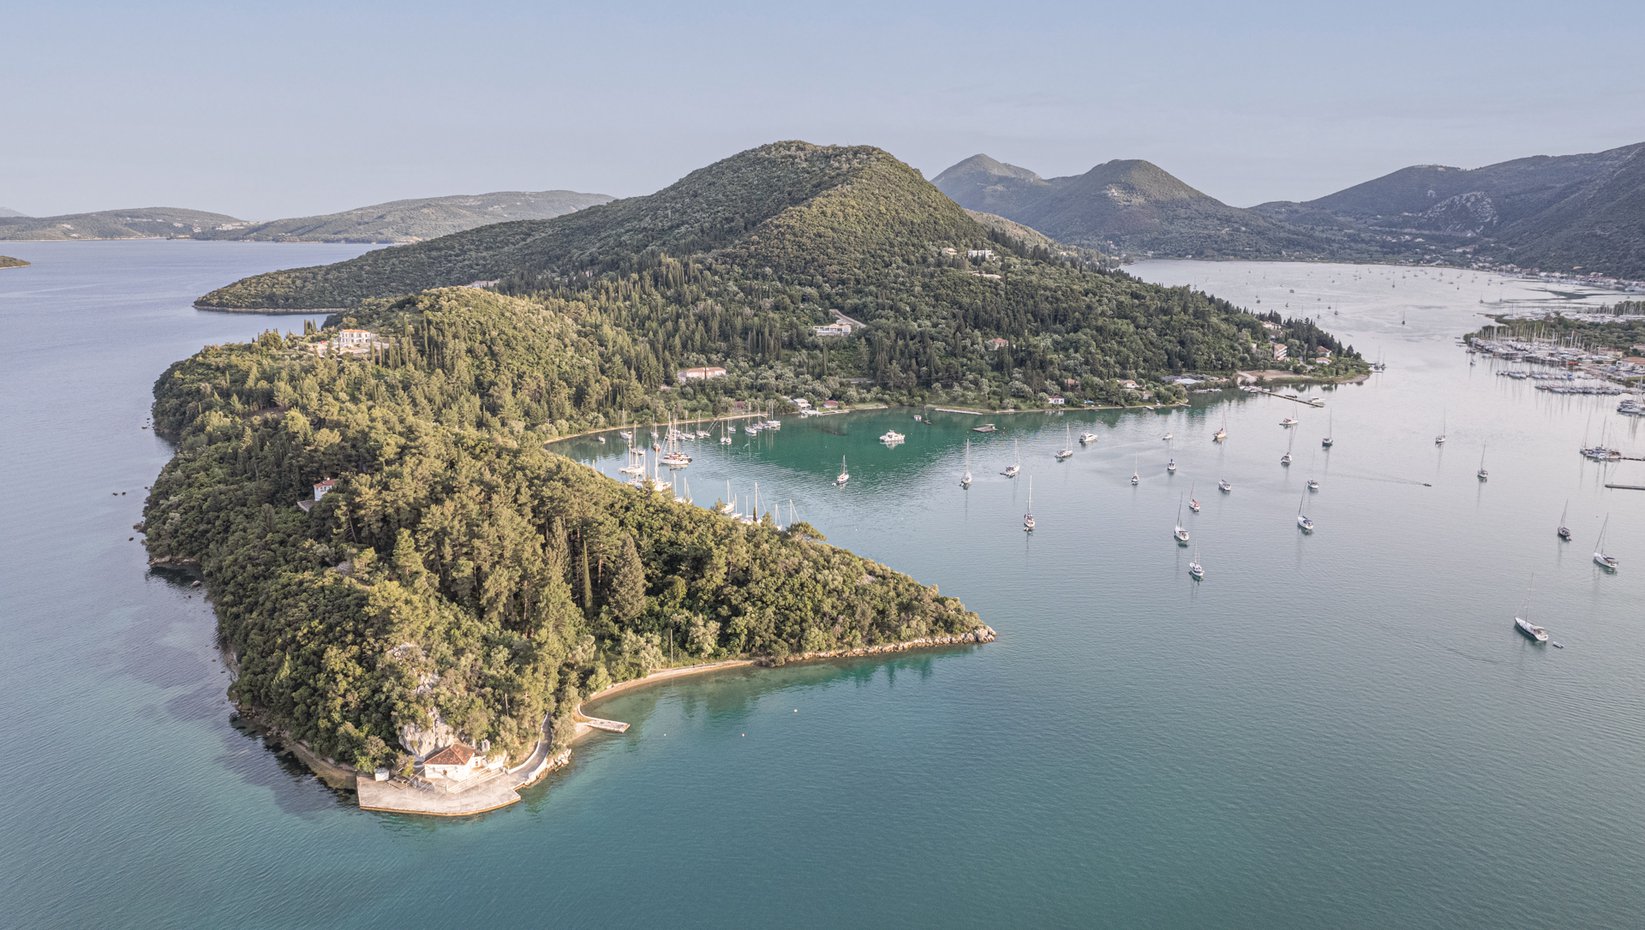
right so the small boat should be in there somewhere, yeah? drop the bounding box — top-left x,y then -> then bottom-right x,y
836,455 -> 850,487
961,440 -> 973,489
1306,478 -> 1319,492
719,421 -> 733,445
1188,548 -> 1204,580
1188,482 -> 1201,513
1281,431 -> 1294,466
1130,455 -> 1140,486
1003,440 -> 1021,478
1023,478 -> 1036,533
1296,488 -> 1314,533
1435,411 -> 1447,446
880,430 -> 906,445
973,423 -> 999,433
1322,412 -> 1334,449
1166,458 -> 1177,474
1079,431 -> 1098,445
1594,515 -> 1619,572
1213,425 -> 1227,443
1557,501 -> 1571,542
1162,432 -> 1174,442
1218,479 -> 1232,493
1280,417 -> 1298,428
1055,426 -> 1073,461
1476,444 -> 1489,481
618,430 -> 633,442
1173,499 -> 1190,545
1514,616 -> 1549,644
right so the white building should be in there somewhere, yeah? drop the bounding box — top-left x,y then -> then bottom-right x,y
421,743 -> 483,780
313,478 -> 337,501
814,322 -> 854,337
678,366 -> 728,382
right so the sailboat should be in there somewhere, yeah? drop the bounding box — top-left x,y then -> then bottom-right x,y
1594,515 -> 1619,572
1130,455 -> 1140,486
675,476 -> 691,504
1557,501 -> 1572,542
961,440 -> 973,489
716,480 -> 736,515
1055,426 -> 1074,461
1514,579 -> 1549,643
1296,488 -> 1315,533
1188,547 -> 1205,580
1218,478 -> 1232,493
1213,424 -> 1227,443
1003,440 -> 1021,478
719,420 -> 733,445
1280,431 -> 1294,467
835,455 -> 850,487
1188,482 -> 1201,512
1166,457 -> 1177,474
1022,478 -> 1036,532
1279,416 -> 1298,428
1476,444 -> 1489,482
1173,498 -> 1190,545
1435,411 -> 1447,446
1322,411 -> 1334,449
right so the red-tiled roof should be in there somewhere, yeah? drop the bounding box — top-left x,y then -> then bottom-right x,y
424,743 -> 475,766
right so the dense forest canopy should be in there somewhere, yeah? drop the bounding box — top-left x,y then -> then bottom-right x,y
146,289 -> 981,771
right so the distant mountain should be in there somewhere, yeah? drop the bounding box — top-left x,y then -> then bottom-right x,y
0,207 -> 26,218
1254,142 -> 1645,278
0,207 -> 244,241
198,189 -> 613,244
933,155 -> 1321,258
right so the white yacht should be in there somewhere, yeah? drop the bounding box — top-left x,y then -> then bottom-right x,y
880,430 -> 906,445
1023,478 -> 1036,533
1003,440 -> 1021,478
1130,455 -> 1140,486
1173,499 -> 1190,546
961,440 -> 973,489
1188,550 -> 1205,580
1594,515 -> 1619,572
1477,445 -> 1489,482
1213,425 -> 1227,443
1187,483 -> 1201,512
1297,488 -> 1315,533
1279,416 -> 1298,427
1218,479 -> 1232,493
1166,458 -> 1177,474
835,455 -> 850,487
1557,501 -> 1572,542
1435,411 -> 1447,446
1514,616 -> 1549,644
1055,426 -> 1074,461
1079,431 -> 1098,445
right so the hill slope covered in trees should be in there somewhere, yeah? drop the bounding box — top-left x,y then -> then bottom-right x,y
146,287 -> 984,772
0,255 -> 27,268
199,142 -> 1362,408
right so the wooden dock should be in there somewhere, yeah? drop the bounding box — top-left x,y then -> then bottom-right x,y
1249,389 -> 1325,407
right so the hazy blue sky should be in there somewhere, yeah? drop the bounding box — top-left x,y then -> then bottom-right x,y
5,0 -> 1643,218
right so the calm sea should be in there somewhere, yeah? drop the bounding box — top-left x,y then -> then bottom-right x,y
3,245 -> 1642,929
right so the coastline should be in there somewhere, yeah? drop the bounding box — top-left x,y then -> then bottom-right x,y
354,624 -> 995,817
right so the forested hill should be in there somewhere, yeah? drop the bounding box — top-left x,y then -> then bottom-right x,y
197,189 -> 613,243
145,288 -> 983,772
0,255 -> 27,268
0,207 -> 243,240
198,142 -> 1362,409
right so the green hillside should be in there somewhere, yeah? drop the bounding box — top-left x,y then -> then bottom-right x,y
0,207 -> 243,240
198,142 -> 1361,411
146,287 -> 983,772
198,189 -> 613,243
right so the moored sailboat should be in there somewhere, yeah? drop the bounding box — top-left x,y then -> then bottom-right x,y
835,455 -> 850,487
1557,501 -> 1571,541
1594,515 -> 1619,572
1296,488 -> 1314,533
1055,426 -> 1074,461
1003,440 -> 1021,478
1188,482 -> 1201,512
961,440 -> 973,489
1023,477 -> 1035,532
1173,498 -> 1190,546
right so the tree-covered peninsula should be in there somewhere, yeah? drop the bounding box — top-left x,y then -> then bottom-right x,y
146,287 -> 984,772
0,255 -> 27,268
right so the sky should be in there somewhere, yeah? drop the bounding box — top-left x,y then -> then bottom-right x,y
5,0 -> 1644,219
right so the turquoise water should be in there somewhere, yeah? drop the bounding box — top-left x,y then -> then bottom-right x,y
3,245 -> 1643,928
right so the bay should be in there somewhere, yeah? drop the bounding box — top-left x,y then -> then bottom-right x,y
2,245 -> 1642,929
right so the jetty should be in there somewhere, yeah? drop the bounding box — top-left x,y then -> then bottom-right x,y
1604,483 -> 1645,491
578,715 -> 631,733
